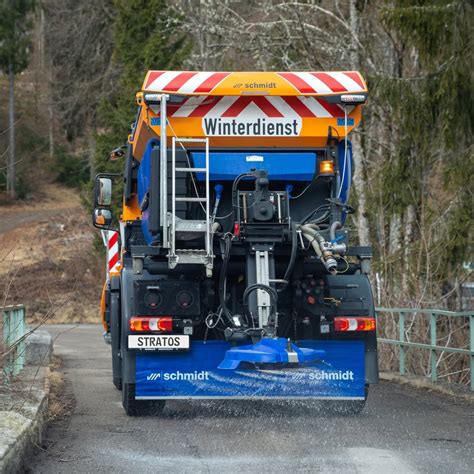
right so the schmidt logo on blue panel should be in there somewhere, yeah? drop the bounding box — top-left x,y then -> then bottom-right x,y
146,371 -> 210,381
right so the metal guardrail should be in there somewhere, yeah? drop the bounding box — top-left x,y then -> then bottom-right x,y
375,307 -> 474,391
1,305 -> 27,384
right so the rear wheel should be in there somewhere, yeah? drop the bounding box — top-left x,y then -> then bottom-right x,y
122,382 -> 166,416
110,291 -> 122,390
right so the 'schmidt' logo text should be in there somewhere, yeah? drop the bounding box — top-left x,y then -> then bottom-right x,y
147,370 -> 209,382
308,370 -> 354,381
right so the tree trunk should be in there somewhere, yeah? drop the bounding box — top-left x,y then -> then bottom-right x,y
49,61 -> 54,160
351,132 -> 371,245
8,64 -> 16,199
349,0 -> 370,246
402,204 -> 416,293
88,125 -> 96,181
389,213 -> 402,256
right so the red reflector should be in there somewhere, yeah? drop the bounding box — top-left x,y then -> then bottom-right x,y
334,317 -> 376,332
129,316 -> 173,333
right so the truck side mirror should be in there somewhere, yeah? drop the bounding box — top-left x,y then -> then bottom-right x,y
93,208 -> 113,229
93,173 -> 121,229
96,177 -> 112,206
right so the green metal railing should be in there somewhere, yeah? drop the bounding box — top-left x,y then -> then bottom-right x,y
375,307 -> 474,391
1,305 -> 27,384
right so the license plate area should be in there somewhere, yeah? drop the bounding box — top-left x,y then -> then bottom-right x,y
128,335 -> 190,351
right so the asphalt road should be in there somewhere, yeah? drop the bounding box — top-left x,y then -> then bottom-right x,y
28,324 -> 473,473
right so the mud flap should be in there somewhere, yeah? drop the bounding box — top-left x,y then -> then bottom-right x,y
135,340 -> 365,400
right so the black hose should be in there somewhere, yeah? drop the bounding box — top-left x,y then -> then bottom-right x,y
278,221 -> 297,293
301,204 -> 331,225
219,234 -> 234,323
242,283 -> 278,319
231,172 -> 256,222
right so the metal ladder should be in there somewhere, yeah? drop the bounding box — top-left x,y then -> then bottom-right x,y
169,137 -> 213,276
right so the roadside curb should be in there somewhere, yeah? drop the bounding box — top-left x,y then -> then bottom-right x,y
0,336 -> 52,473
379,371 -> 473,403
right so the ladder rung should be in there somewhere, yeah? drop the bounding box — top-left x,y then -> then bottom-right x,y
176,249 -> 208,254
174,138 -> 208,143
175,197 -> 207,202
175,167 -> 207,173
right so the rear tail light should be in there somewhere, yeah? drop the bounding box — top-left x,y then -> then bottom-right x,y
129,316 -> 173,333
334,317 -> 376,332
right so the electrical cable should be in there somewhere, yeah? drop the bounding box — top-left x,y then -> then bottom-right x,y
231,172 -> 257,222
218,233 -> 234,323
337,106 -> 349,199
242,284 -> 278,320
289,175 -> 320,200
301,204 -> 331,224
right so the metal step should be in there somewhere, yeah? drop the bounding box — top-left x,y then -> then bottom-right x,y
175,220 -> 207,233
175,167 -> 207,173
175,249 -> 208,254
175,197 -> 207,202
168,249 -> 213,267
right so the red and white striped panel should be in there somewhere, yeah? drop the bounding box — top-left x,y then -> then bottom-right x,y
145,71 -> 230,94
144,71 -> 366,95
168,96 -> 350,119
278,71 -> 366,94
107,230 -> 120,274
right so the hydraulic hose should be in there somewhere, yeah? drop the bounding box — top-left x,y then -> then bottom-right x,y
219,234 -> 234,323
242,283 -> 278,320
330,221 -> 342,241
299,224 -> 337,274
300,225 -> 322,256
278,221 -> 298,292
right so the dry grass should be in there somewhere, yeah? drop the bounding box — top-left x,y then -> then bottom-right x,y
47,356 -> 74,422
0,184 -> 80,213
1,183 -> 104,324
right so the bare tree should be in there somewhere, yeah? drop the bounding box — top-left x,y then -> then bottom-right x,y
42,0 -> 115,167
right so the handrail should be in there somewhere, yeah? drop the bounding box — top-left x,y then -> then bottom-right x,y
375,307 -> 474,391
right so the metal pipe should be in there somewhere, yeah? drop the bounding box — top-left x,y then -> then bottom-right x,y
160,95 -> 168,248
171,137 -> 176,257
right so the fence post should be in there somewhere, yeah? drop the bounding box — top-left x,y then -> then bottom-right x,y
399,311 -> 405,375
2,308 -> 11,385
2,305 -> 26,385
470,313 -> 474,392
430,313 -> 437,383
14,307 -> 26,376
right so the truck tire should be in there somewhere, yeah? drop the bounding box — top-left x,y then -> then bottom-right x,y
122,382 -> 166,417
113,377 -> 122,390
110,291 -> 122,390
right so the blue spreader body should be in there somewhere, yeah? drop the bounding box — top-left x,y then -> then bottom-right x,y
218,337 -> 325,370
135,340 -> 366,399
190,151 -> 317,181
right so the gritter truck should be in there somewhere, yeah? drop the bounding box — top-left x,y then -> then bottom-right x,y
93,70 -> 378,416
